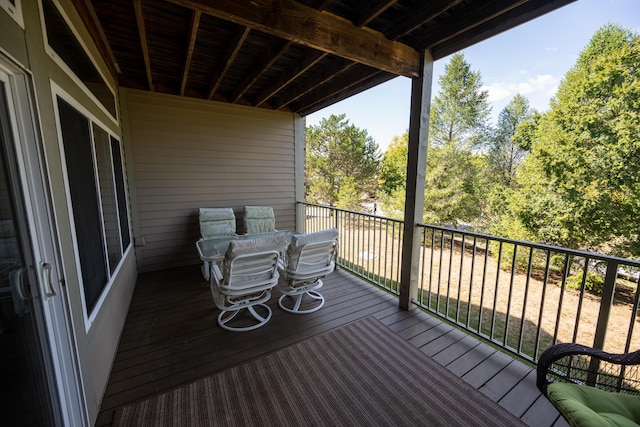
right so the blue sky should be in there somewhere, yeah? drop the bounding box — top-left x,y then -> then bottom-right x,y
306,0 -> 640,151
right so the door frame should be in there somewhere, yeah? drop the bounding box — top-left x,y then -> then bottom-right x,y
0,53 -> 88,425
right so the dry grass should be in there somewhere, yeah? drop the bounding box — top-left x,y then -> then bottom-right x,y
330,220 -> 639,358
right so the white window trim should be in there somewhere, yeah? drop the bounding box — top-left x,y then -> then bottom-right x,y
0,0 -> 24,28
39,0 -> 118,126
51,80 -> 131,332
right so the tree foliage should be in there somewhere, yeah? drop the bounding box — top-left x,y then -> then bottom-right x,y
306,114 -> 380,207
424,53 -> 489,225
487,94 -> 533,187
379,133 -> 408,195
504,24 -> 640,256
429,53 -> 491,149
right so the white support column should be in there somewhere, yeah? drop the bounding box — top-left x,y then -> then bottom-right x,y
399,50 -> 434,310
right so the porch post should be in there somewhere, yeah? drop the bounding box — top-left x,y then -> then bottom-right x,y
399,50 -> 433,310
294,114 -> 306,232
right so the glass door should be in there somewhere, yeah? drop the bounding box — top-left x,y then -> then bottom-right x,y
0,84 -> 58,424
0,59 -> 87,425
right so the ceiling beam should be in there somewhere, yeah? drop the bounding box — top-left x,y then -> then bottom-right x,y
428,0 -> 576,58
417,0 -> 529,51
75,0 -> 120,77
167,0 -> 420,78
383,0 -> 465,40
180,10 -> 201,96
273,58 -> 357,109
207,26 -> 251,99
134,0 -> 153,91
232,39 -> 290,103
353,0 -> 398,28
252,50 -> 325,107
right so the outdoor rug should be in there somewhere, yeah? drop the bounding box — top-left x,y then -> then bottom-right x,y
113,316 -> 525,426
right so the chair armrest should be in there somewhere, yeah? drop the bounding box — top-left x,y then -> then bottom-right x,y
211,263 -> 223,286
537,343 -> 640,395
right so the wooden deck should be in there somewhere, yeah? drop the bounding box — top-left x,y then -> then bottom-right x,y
96,265 -> 568,426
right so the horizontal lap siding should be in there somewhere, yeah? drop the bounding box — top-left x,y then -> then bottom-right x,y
125,90 -> 296,272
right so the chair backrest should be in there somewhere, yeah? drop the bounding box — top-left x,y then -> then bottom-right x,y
243,206 -> 275,234
221,234 -> 287,290
199,207 -> 236,239
286,228 -> 338,276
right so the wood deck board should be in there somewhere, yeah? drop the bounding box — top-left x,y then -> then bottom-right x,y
96,265 -> 562,426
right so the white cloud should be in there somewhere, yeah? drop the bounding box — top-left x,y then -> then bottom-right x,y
483,74 -> 559,103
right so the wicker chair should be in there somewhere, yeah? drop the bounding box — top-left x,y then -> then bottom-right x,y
536,343 -> 640,426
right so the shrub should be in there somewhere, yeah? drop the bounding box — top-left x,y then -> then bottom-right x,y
565,272 -> 604,294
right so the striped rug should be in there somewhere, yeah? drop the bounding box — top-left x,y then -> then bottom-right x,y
113,316 -> 525,426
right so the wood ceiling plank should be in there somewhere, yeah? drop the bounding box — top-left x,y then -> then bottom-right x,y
134,0 -> 153,91
207,26 -> 251,99
180,10 -> 201,96
353,0 -> 397,28
232,39 -> 290,103
252,50 -> 325,107
167,0 -> 420,78
383,0 -> 465,40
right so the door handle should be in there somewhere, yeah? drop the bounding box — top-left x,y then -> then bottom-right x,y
41,262 -> 56,298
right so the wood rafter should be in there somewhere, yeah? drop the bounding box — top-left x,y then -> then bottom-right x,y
271,0 -> 399,110
295,69 -> 392,115
134,0 -> 153,91
383,0 -> 465,40
208,26 -> 251,100
418,0 -> 529,51
353,0 -> 397,28
427,0 -> 565,58
75,0 -> 121,77
167,0 -> 420,78
232,39 -> 290,103
180,10 -> 201,96
274,59 -> 357,110
253,50 -> 325,107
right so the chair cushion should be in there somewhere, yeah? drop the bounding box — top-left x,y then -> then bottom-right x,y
199,207 -> 235,221
287,229 -> 338,271
289,228 -> 338,251
547,382 -> 640,427
199,208 -> 236,238
243,206 -> 275,234
243,206 -> 274,218
226,234 -> 287,260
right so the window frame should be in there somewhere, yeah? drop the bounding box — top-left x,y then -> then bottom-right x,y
0,0 -> 24,28
39,0 -> 118,125
52,82 -> 131,330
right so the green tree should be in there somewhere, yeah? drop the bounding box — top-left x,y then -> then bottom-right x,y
429,53 -> 491,149
424,143 -> 485,225
379,132 -> 408,195
424,53 -> 490,225
487,94 -> 533,187
504,24 -> 640,256
306,114 -> 380,207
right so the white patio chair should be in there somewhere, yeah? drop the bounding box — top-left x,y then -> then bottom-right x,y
243,206 -> 276,234
198,207 -> 237,280
210,234 -> 286,331
278,228 -> 338,314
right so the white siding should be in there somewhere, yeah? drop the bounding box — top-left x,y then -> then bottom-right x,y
124,89 -> 297,272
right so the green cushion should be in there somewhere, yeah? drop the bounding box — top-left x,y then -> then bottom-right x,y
547,382 -> 640,427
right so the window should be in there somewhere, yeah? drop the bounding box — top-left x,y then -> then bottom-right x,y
42,0 -> 116,118
0,0 -> 24,28
57,97 -> 130,314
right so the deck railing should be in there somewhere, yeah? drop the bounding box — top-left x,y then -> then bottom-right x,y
298,202 -> 640,363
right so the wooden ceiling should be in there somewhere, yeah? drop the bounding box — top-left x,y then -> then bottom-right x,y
85,0 -> 575,116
